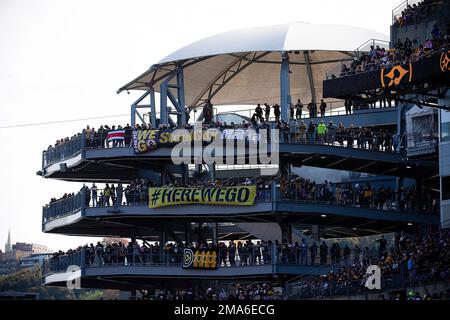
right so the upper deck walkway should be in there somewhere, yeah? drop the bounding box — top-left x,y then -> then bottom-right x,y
39,128 -> 437,182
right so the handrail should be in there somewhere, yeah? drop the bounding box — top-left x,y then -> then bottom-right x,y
392,0 -> 444,24
330,38 -> 450,80
325,39 -> 390,80
43,243 -> 322,275
285,255 -> 349,298
42,179 -> 439,225
289,266 -> 450,299
42,103 -> 403,171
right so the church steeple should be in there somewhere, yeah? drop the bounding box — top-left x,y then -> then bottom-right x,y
5,229 -> 11,253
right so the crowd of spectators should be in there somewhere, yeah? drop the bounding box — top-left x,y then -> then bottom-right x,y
44,120 -> 403,171
280,178 -> 439,214
142,283 -> 281,300
80,180 -> 149,207
47,231 -> 450,299
44,175 -> 439,218
48,192 -> 77,205
336,26 -> 449,78
277,120 -> 401,151
73,178 -> 272,208
393,0 -> 445,27
293,231 -> 450,298
49,239 -> 276,269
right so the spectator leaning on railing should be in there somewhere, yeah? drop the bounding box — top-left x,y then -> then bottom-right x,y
394,1 -> 443,27
45,111 -> 409,166
294,230 -> 450,298
46,231 -> 450,299
334,32 -> 449,79
44,174 -> 439,222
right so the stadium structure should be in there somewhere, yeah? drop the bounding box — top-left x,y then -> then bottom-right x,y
38,1 -> 450,299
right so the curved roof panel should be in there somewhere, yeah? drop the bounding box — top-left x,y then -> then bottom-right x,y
159,22 -> 387,64
118,22 -> 388,110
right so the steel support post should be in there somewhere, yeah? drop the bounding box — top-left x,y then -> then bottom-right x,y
280,52 -> 291,122
177,67 -> 186,125
149,87 -> 157,128
131,105 -> 136,128
160,73 -> 177,125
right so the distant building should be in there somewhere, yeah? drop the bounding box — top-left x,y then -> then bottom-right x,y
1,240 -> 49,264
12,242 -> 49,254
1,250 -> 29,262
19,253 -> 51,268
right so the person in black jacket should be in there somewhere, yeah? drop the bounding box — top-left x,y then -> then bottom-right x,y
228,242 -> 236,266
264,103 -> 271,122
310,243 -> 318,265
320,241 -> 328,265
273,104 -> 281,122
124,123 -> 132,146
307,99 -> 317,118
255,104 -> 264,123
219,242 -> 228,267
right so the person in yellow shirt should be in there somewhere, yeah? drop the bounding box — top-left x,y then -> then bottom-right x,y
316,120 -> 327,144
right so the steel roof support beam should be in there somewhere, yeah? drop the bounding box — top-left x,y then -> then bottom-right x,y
303,51 -> 316,104
190,51 -> 271,109
189,52 -> 251,109
160,66 -> 187,126
177,66 -> 186,125
131,90 -> 152,127
149,87 -> 157,128
280,52 -> 291,122
160,71 -> 178,125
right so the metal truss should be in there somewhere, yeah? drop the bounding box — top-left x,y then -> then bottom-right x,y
189,51 -> 272,110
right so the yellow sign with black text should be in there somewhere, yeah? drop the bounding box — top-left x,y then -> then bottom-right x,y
183,248 -> 218,269
148,186 -> 256,208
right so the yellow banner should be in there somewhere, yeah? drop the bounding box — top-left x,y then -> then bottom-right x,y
148,185 -> 256,208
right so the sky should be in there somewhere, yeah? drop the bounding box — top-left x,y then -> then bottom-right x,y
0,0 -> 400,251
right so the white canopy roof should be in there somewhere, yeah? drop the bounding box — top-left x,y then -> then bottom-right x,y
118,22 -> 388,109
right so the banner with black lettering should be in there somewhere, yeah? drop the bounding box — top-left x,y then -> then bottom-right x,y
183,248 -> 218,269
148,186 -> 256,208
132,128 -> 265,154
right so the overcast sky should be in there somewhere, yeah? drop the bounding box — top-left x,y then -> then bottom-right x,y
0,0 -> 399,251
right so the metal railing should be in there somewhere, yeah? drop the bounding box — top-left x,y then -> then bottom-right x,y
42,187 -> 272,224
392,0 -> 444,25
277,181 -> 439,215
325,39 -> 390,80
328,41 -> 449,80
288,266 -> 450,299
43,134 -> 83,168
285,255 -> 350,298
215,101 -> 349,120
278,131 -> 400,153
42,191 -> 85,223
43,244 -> 288,275
41,110 -> 404,171
42,179 -> 439,225
43,250 -> 84,276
